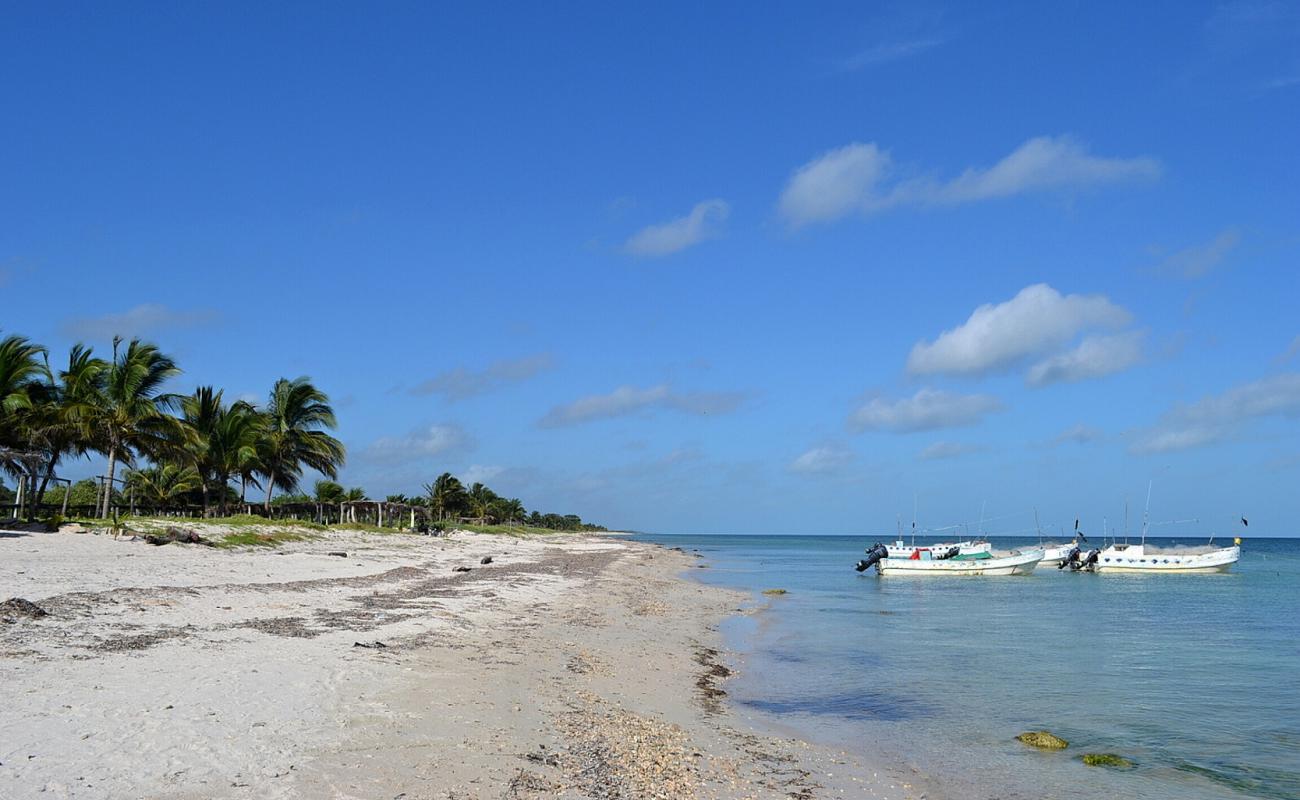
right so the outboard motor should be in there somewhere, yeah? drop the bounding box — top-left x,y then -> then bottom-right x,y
1058,545 -> 1082,570
1070,548 -> 1100,572
934,546 -> 961,560
855,542 -> 889,572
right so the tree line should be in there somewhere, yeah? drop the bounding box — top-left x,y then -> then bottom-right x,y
0,333 -> 345,518
1,332 -> 604,532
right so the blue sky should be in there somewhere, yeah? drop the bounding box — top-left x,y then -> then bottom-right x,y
3,1 -> 1299,534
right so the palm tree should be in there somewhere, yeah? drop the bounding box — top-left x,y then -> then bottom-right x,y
235,409 -> 267,508
181,387 -> 262,516
422,472 -> 466,521
259,377 -> 345,511
64,338 -> 182,518
0,334 -> 47,452
313,480 -> 345,504
467,481 -> 498,522
498,497 -> 526,526
25,346 -> 108,512
124,464 -> 201,508
179,386 -> 222,516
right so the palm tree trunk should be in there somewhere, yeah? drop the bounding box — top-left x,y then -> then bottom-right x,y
263,470 -> 275,513
35,462 -> 54,515
101,448 -> 118,519
201,481 -> 210,518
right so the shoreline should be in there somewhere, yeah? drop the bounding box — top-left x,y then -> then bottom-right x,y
1,523 -> 919,799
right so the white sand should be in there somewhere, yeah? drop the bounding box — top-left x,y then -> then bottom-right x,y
1,525 -> 922,799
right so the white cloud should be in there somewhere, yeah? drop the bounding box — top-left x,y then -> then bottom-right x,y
539,384 -> 744,427
1276,334 -> 1300,364
362,424 -> 471,463
903,136 -> 1160,205
410,353 -> 554,400
61,303 -> 219,340
918,441 -> 986,460
624,199 -> 730,257
848,389 -> 1003,433
1026,331 -> 1145,386
778,136 -> 1159,227
459,464 -> 504,485
908,284 -> 1133,377
1131,373 -> 1300,454
778,143 -> 890,227
1051,423 -> 1105,446
789,444 -> 854,474
1156,228 -> 1241,278
841,37 -> 947,70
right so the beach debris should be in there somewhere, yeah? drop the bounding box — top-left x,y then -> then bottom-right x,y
556,692 -> 701,798
1081,753 -> 1133,768
761,588 -> 788,596
143,527 -> 211,547
524,745 -> 560,767
480,556 -> 494,565
693,646 -> 732,713
352,640 -> 387,649
327,551 -> 348,557
1016,730 -> 1069,749
1,597 -> 49,622
505,768 -> 562,798
0,518 -> 56,533
453,565 -> 472,572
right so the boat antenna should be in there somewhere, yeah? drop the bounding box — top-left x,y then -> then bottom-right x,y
1141,480 -> 1153,546
978,500 -> 987,538
912,493 -> 918,546
1124,498 -> 1130,544
1034,507 -> 1043,545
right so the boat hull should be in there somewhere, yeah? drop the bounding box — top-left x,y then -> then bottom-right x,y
1037,542 -> 1076,567
1093,545 -> 1240,573
877,551 -> 1043,576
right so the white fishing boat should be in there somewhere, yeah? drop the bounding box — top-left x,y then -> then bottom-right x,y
856,544 -> 1043,576
1061,483 -> 1244,574
1092,541 -> 1240,573
1038,542 -> 1077,567
882,538 -> 992,559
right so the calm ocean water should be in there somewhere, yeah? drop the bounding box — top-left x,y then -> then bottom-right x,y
634,533 -> 1300,800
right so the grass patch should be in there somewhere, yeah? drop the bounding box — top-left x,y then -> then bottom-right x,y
453,523 -> 569,537
761,588 -> 788,596
204,514 -> 327,530
215,530 -> 318,549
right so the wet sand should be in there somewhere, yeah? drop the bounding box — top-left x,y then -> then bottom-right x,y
1,524 -> 921,799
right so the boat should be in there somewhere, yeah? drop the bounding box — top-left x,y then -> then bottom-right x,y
881,538 -> 992,559
1090,541 -> 1239,573
1060,484 -> 1243,574
857,544 -> 1043,576
1038,541 -> 1077,567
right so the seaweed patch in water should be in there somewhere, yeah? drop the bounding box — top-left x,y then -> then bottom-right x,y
1173,758 -> 1300,800
743,689 -> 931,721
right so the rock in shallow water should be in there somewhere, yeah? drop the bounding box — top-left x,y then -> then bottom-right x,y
1016,730 -> 1069,749
1082,753 -> 1133,768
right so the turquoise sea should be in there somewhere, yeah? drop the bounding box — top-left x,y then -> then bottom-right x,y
634,533 -> 1300,800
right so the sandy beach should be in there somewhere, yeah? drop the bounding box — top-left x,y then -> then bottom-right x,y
1,524 -> 918,800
